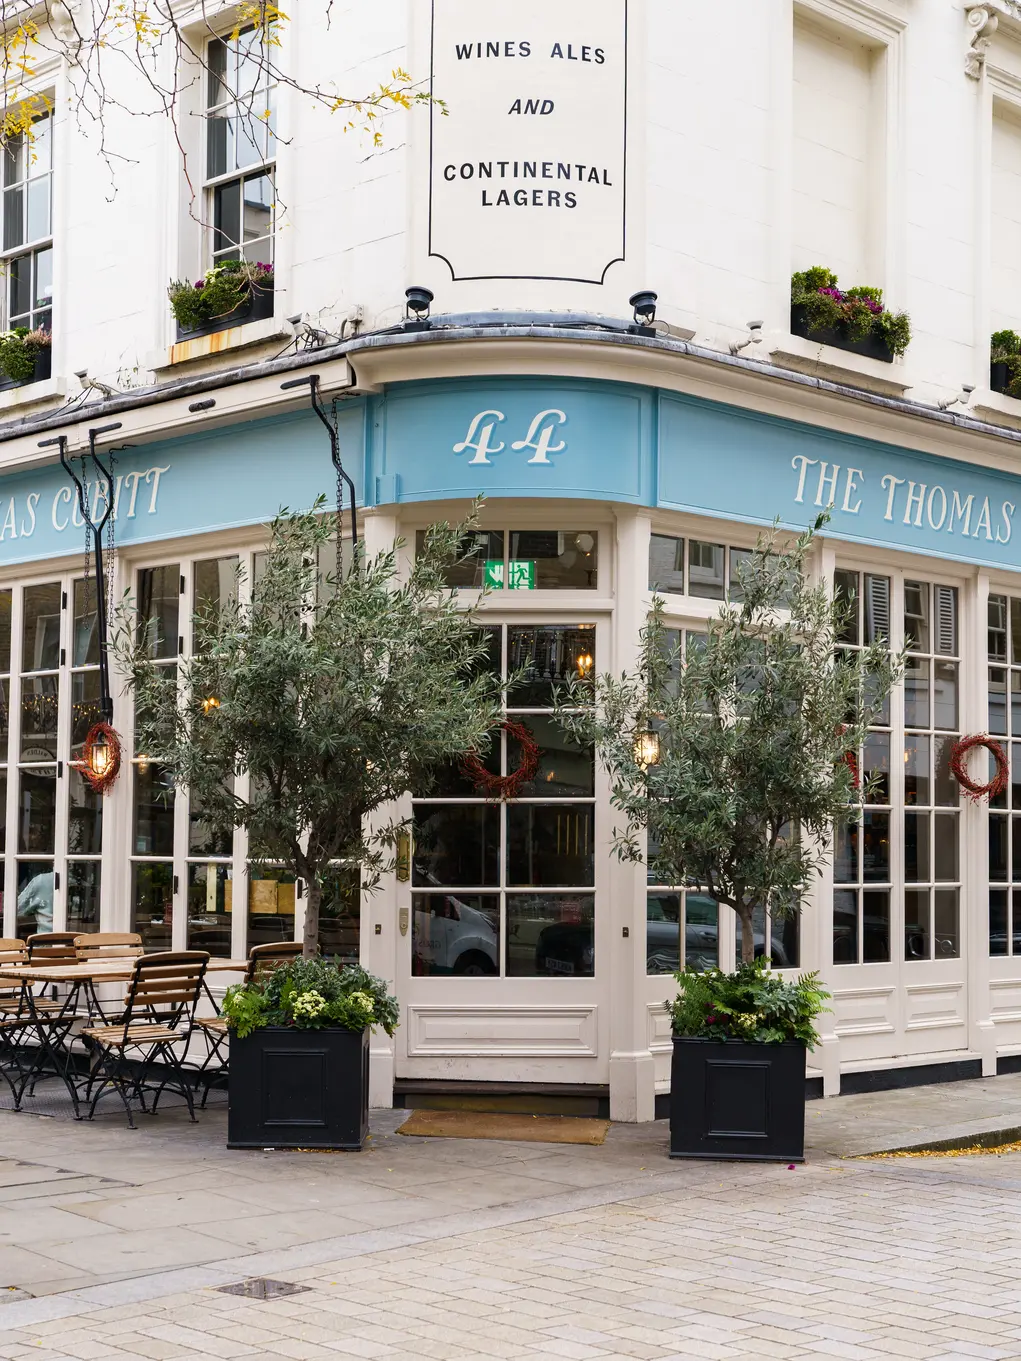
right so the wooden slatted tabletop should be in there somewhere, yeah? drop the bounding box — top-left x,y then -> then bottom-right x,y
0,959 -> 249,984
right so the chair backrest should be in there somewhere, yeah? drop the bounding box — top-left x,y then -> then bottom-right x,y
246,940 -> 303,983
74,933 -> 143,962
0,938 -> 27,967
123,951 -> 209,1034
27,933 -> 79,963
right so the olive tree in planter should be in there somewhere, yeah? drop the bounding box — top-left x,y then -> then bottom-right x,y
117,502 -> 501,959
558,516 -> 899,1161
115,503 -> 501,1140
221,957 -> 399,1150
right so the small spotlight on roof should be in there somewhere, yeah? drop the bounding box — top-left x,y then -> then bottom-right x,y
404,286 -> 434,331
629,290 -> 658,336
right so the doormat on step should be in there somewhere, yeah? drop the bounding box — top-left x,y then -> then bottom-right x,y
396,1109 -> 610,1144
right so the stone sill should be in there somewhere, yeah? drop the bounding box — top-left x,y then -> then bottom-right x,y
146,316 -> 295,380
968,388 -> 1021,433
0,375 -> 67,414
769,331 -> 911,399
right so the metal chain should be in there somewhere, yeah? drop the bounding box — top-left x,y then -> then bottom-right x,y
80,459 -> 92,636
105,453 -> 116,614
332,398 -> 343,583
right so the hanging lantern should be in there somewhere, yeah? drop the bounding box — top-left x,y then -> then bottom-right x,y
575,651 -> 594,679
634,725 -> 661,770
202,695 -> 221,715
75,722 -> 122,793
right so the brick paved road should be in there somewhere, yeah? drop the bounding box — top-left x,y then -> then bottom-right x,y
4,1145 -> 1021,1360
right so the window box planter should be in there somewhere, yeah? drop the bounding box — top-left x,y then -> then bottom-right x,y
227,1024 -> 369,1151
669,1036 -> 806,1162
790,303 -> 895,365
0,345 -> 51,392
991,360 -> 1013,395
175,284 -> 274,343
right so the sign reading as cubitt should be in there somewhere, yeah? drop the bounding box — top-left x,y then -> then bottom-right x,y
428,0 -> 628,283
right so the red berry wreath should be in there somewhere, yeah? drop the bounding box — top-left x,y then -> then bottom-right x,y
462,720 -> 540,801
73,721 -> 122,794
950,734 -> 1008,802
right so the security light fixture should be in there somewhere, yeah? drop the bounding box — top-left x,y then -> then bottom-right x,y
938,383 -> 976,412
730,320 -> 764,356
629,290 -> 658,335
404,286 -> 434,332
74,368 -> 121,399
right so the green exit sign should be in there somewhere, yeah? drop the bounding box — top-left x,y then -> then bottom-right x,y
485,560 -> 536,590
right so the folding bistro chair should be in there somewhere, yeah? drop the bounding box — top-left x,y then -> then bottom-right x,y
73,934 -> 143,962
14,934 -> 94,1108
0,940 -> 31,1103
73,934 -> 144,1022
81,951 -> 209,1127
195,941 -> 303,1106
26,933 -> 80,963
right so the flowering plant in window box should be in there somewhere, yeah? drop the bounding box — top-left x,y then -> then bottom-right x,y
0,327 -> 51,388
990,330 -> 1021,397
168,259 -> 274,340
791,266 -> 911,363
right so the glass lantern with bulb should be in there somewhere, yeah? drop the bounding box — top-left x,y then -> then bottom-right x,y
634,726 -> 661,770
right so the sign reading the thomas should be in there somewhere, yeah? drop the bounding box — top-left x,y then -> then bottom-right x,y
428,0 -> 628,283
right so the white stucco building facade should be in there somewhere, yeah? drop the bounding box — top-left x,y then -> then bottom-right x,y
2,0 -> 1021,1119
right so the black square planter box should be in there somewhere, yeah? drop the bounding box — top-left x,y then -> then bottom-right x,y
175,285 -> 275,342
791,302 -> 895,365
669,1036 -> 806,1162
227,1025 -> 369,1151
0,348 -> 52,392
991,360 -> 1014,396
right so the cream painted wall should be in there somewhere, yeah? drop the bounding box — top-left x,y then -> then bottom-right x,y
23,0 -> 1021,407
791,12 -> 879,286
991,102 -> 1021,337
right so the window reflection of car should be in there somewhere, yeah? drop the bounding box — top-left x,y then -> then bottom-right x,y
647,893 -> 791,972
535,921 -> 593,976
17,871 -> 53,935
906,930 -> 957,959
414,896 -> 498,975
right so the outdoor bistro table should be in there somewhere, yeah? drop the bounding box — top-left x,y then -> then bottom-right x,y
0,958 -> 249,1118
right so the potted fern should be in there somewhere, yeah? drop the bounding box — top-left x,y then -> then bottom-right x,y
222,958 -> 399,1151
791,266 -> 910,363
168,259 -> 274,341
669,960 -> 828,1161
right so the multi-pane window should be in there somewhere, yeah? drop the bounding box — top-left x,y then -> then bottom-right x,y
187,558 -> 236,957
129,552 -> 360,962
833,569 -> 893,965
902,581 -> 960,960
68,581 -> 103,934
9,577 -> 103,939
17,581 -> 61,938
206,30 -> 275,266
2,113 -> 52,331
648,534 -> 753,600
832,570 -> 961,965
412,625 -> 597,977
988,594 -> 1021,955
131,565 -> 180,952
418,530 -> 598,591
0,593 -> 8,927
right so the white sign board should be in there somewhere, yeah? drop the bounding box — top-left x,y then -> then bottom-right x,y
428,0 -> 628,283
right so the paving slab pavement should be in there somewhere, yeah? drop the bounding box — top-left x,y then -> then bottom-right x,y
0,1074 -> 1017,1355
